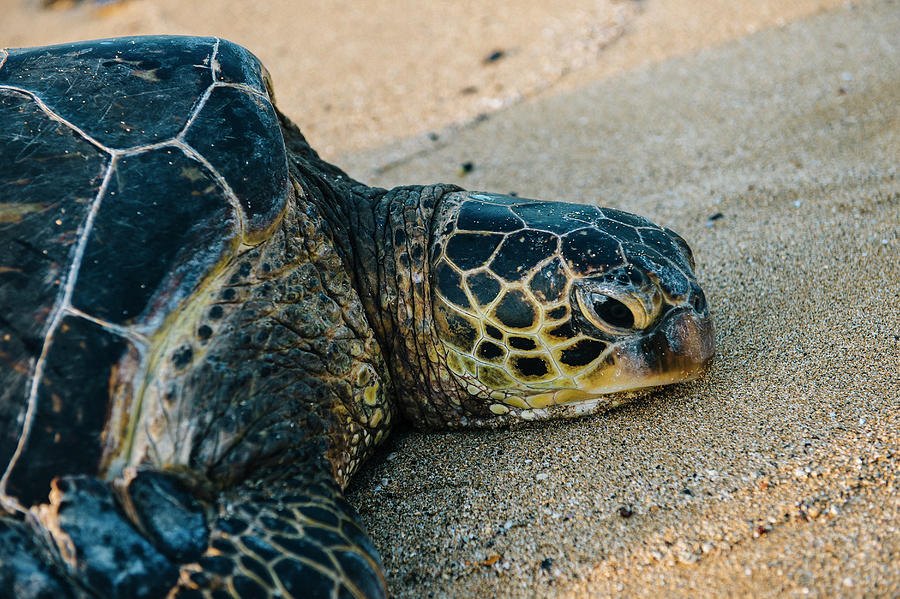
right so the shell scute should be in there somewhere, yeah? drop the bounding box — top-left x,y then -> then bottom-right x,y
213,39 -> 268,95
71,148 -> 237,325
0,90 -> 110,465
0,89 -> 107,338
0,36 -> 217,149
601,206 -> 655,228
4,315 -> 132,505
455,201 -> 524,233
183,85 -> 288,240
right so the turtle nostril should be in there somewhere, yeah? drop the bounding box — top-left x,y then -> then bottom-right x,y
691,291 -> 708,315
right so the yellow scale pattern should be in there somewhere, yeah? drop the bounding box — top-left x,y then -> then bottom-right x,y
430,196 -> 619,412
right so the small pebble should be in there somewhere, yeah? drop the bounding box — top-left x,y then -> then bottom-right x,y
481,555 -> 501,567
705,212 -> 724,227
484,49 -> 506,64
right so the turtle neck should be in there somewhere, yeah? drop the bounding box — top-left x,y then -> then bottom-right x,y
276,110 -> 476,428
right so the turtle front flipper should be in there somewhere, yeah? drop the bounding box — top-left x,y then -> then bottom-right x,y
16,466 -> 385,598
0,475 -> 205,598
24,471 -> 207,598
0,514 -> 75,599
171,474 -> 387,599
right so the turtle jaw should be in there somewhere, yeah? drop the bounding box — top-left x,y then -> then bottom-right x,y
438,303 -> 715,427
468,306 -> 715,425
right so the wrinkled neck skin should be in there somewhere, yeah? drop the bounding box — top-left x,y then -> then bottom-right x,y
280,114 -> 475,430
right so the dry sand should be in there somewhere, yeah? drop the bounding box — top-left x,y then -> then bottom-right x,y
0,0 -> 854,158
3,0 -> 898,597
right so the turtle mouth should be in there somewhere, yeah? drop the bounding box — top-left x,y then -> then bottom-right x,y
540,305 -> 714,401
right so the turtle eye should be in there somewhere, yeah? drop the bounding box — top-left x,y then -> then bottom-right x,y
576,288 -> 648,334
591,294 -> 634,329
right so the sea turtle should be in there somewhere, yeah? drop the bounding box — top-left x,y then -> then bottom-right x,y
0,36 -> 714,598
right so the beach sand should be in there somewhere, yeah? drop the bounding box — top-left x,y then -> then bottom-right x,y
0,0 -> 854,158
346,2 -> 900,597
3,0 -> 898,597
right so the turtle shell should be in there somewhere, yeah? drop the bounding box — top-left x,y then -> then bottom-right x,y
0,36 -> 290,505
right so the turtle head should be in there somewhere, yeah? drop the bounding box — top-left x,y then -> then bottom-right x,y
428,191 -> 714,423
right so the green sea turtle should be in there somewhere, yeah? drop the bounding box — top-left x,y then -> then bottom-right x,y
0,36 -> 714,598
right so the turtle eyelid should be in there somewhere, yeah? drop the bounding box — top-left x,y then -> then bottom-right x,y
573,278 -> 659,334
576,289 -> 639,335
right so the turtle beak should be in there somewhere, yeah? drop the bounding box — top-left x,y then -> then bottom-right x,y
612,306 -> 715,386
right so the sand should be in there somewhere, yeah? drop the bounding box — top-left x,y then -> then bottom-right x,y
0,0 -> 854,158
347,2 -> 900,597
3,0 -> 898,597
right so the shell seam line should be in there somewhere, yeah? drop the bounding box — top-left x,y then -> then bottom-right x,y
174,79 -> 214,140
172,45 -> 248,239
209,38 -> 221,83
170,138 -> 247,238
0,84 -> 248,161
216,81 -> 271,100
207,38 -> 271,101
0,156 -> 118,512
63,306 -> 150,346
0,85 -> 112,155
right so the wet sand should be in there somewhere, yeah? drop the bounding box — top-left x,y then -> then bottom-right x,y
3,0 -> 897,597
